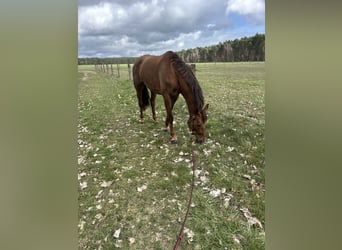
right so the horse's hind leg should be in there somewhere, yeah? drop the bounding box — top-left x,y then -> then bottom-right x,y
135,83 -> 146,123
151,92 -> 157,122
139,104 -> 144,123
138,94 -> 145,123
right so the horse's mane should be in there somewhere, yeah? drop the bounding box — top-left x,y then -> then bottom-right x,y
165,51 -> 204,112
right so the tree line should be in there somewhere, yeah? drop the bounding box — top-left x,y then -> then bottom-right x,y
78,57 -> 136,65
78,33 -> 264,65
178,33 -> 265,63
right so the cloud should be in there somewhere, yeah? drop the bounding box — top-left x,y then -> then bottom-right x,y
226,0 -> 264,15
78,3 -> 115,36
78,0 -> 264,57
226,0 -> 264,24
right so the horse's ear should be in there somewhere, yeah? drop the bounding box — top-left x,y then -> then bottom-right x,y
202,104 -> 209,112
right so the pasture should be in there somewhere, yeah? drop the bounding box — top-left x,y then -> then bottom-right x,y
78,62 -> 265,249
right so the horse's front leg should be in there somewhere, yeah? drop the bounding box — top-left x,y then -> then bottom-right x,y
151,92 -> 157,122
166,116 -> 177,144
163,95 -> 178,144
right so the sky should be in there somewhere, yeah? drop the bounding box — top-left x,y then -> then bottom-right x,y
78,0 -> 264,58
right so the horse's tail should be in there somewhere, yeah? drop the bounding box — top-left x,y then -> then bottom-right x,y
132,60 -> 141,86
141,84 -> 150,110
133,58 -> 150,110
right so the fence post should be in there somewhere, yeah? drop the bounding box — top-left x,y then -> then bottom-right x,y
117,64 -> 120,78
128,64 -> 131,80
111,64 -> 114,76
191,64 -> 196,75
186,64 -> 196,75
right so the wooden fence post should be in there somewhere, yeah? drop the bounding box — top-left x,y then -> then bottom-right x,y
128,64 -> 131,80
111,64 -> 114,76
191,64 -> 196,75
117,64 -> 120,78
186,64 -> 196,75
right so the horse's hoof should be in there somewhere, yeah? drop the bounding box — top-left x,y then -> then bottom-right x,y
171,139 -> 178,144
195,138 -> 204,144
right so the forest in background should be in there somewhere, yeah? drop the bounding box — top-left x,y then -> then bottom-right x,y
78,33 -> 264,65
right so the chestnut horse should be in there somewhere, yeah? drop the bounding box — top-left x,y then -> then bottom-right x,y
133,51 -> 209,143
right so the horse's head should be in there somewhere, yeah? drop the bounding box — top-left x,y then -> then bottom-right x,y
188,104 -> 209,143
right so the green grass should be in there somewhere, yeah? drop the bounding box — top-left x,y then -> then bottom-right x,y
78,62 -> 265,249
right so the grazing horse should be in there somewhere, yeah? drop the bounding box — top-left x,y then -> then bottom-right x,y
133,51 -> 209,143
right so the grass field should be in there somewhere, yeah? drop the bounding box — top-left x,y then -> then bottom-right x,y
78,62 -> 265,249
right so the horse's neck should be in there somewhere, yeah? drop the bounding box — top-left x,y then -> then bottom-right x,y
180,82 -> 198,116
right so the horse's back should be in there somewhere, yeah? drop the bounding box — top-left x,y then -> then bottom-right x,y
134,51 -> 180,95
134,54 -> 164,93
140,55 -> 161,72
